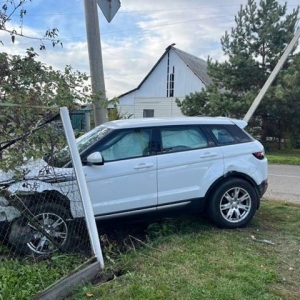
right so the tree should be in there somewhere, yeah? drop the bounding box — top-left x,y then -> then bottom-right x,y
0,49 -> 97,172
177,0 -> 300,148
0,0 -> 61,49
276,52 -> 300,148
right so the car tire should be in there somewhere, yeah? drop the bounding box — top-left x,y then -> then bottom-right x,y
9,203 -> 73,256
207,178 -> 258,229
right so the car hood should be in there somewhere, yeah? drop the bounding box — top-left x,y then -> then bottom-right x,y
0,158 -> 74,186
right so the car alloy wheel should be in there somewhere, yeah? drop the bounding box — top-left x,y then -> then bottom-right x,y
219,186 -> 251,223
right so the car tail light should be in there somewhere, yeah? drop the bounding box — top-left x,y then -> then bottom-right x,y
252,151 -> 265,160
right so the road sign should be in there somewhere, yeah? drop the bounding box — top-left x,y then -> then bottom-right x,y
96,0 -> 121,23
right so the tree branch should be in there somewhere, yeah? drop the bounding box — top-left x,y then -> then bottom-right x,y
0,113 -> 60,152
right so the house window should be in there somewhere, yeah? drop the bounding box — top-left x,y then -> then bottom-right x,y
169,73 -> 174,97
143,109 -> 154,118
167,66 -> 175,97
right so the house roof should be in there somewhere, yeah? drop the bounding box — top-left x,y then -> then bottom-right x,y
118,44 -> 212,98
172,47 -> 212,86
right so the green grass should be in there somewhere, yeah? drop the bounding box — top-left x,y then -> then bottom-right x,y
68,200 -> 300,300
1,151 -> 298,299
0,253 -> 87,300
266,149 -> 300,165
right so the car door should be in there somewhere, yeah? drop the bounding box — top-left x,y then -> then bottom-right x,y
156,125 -> 224,206
83,128 -> 157,217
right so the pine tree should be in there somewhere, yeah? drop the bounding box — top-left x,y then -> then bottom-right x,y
177,0 -> 300,148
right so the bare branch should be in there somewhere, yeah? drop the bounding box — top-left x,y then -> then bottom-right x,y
0,0 -> 63,49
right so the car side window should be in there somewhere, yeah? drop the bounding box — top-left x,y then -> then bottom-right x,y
160,126 -> 208,153
97,128 -> 151,162
205,125 -> 253,145
211,128 -> 235,144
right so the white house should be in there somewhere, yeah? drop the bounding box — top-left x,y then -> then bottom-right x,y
117,44 -> 212,118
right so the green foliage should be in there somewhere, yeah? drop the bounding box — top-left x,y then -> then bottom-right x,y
176,90 -> 211,116
107,97 -> 133,121
0,49 -> 95,171
177,0 -> 300,148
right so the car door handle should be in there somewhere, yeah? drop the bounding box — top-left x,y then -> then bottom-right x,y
134,163 -> 154,170
200,152 -> 218,158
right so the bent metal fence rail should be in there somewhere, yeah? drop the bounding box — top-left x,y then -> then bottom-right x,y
0,105 -> 103,300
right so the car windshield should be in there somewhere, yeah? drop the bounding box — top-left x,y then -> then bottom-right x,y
47,125 -> 112,167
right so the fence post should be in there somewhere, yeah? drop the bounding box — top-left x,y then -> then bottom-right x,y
60,106 -> 104,268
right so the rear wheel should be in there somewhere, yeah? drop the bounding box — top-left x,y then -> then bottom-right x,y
207,178 -> 258,229
9,203 -> 73,256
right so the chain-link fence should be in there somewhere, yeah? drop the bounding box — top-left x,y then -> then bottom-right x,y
0,106 -> 101,300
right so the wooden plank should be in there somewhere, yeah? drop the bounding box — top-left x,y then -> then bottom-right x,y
33,261 -> 101,300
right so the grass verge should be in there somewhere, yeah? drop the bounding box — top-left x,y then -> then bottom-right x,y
266,149 -> 300,165
0,252 -> 88,300
1,200 -> 299,299
68,200 -> 300,300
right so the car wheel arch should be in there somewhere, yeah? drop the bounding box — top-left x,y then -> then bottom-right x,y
9,202 -> 74,256
26,190 -> 72,211
204,171 -> 261,210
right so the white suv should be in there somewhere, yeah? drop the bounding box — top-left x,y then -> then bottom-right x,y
0,117 -> 268,255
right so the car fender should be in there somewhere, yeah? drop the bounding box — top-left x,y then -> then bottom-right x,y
198,161 -> 225,197
6,180 -> 85,219
0,196 -> 21,222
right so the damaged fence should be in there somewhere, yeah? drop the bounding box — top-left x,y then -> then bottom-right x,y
0,105 -> 102,300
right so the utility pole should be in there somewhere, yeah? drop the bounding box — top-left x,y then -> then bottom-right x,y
84,0 -> 107,126
244,27 -> 300,123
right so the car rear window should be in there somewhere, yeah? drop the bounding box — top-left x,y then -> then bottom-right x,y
205,125 -> 253,145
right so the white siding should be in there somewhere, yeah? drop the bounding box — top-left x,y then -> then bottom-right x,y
169,50 -> 206,97
118,105 -> 135,118
118,91 -> 136,105
170,98 -> 184,117
134,98 -> 184,118
134,49 -> 206,98
136,56 -> 168,98
117,48 -> 206,118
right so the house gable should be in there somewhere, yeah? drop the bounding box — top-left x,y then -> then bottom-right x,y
117,44 -> 212,118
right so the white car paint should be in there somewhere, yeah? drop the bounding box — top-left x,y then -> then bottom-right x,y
0,117 -> 268,224
157,147 -> 224,204
85,155 -> 157,216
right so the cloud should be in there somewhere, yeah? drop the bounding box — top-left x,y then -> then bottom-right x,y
96,0 -> 246,97
6,0 -> 298,100
0,0 -> 249,99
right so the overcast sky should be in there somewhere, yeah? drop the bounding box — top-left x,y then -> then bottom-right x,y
0,0 -> 299,98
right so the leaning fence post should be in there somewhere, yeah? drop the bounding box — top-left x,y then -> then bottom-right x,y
60,106 -> 104,268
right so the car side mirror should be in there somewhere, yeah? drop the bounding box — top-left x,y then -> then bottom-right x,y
86,152 -> 104,166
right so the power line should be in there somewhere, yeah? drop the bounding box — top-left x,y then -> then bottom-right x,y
3,13 -> 236,44
5,2 -> 299,17
68,14 -> 237,39
3,1 -> 299,45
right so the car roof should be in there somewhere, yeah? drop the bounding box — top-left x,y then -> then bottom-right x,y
103,117 -> 247,129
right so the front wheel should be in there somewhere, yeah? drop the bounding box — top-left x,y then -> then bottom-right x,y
207,178 -> 258,229
9,203 -> 73,256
